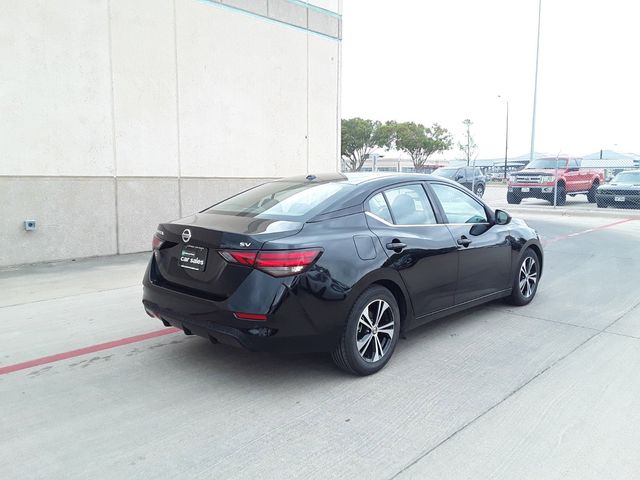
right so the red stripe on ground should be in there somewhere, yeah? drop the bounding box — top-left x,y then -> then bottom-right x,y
543,218 -> 635,245
0,327 -> 179,376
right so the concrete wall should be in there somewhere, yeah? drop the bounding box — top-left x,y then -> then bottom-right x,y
0,0 -> 341,267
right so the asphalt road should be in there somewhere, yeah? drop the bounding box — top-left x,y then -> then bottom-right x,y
2,212 -> 640,479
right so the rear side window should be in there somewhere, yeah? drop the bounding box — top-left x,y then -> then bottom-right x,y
205,181 -> 354,220
384,184 -> 437,225
367,193 -> 392,223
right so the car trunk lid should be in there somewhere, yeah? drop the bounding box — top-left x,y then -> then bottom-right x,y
153,213 -> 303,299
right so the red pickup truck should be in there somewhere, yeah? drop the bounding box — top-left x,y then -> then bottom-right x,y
507,157 -> 604,205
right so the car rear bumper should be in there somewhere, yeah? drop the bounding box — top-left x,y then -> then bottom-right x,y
142,258 -> 342,353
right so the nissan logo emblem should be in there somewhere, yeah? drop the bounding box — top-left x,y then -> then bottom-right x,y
181,229 -> 192,243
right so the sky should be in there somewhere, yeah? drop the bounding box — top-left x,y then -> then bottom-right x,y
341,0 -> 640,160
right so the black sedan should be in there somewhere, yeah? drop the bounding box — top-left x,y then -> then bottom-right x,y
596,170 -> 640,208
143,173 -> 543,375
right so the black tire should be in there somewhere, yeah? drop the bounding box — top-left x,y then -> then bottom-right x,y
555,184 -> 567,206
597,199 -> 606,208
507,249 -> 540,306
507,192 -> 521,204
587,182 -> 599,203
331,285 -> 400,376
474,183 -> 485,198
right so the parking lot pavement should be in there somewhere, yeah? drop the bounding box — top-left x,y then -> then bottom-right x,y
2,213 -> 640,479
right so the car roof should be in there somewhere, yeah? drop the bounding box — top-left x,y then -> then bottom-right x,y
275,172 -> 436,185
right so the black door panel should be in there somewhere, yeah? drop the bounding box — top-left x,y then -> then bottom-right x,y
367,217 -> 459,316
446,223 -> 512,303
365,184 -> 458,318
428,181 -> 512,305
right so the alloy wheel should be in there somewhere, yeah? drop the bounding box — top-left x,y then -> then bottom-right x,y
519,256 -> 538,298
356,299 -> 395,363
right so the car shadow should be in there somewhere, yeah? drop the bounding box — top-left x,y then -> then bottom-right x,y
160,302 -> 502,384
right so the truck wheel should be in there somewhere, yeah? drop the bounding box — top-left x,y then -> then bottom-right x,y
587,182 -> 599,203
556,184 -> 567,206
474,184 -> 485,197
507,192 -> 521,204
597,199 -> 606,208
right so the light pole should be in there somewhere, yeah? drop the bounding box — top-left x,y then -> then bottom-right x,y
529,0 -> 542,163
498,95 -> 509,179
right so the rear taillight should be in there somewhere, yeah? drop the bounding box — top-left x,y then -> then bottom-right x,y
234,312 -> 268,321
152,234 -> 164,250
219,248 -> 322,277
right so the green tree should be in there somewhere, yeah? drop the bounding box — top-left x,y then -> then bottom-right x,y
392,122 -> 452,172
458,119 -> 478,166
340,118 -> 391,172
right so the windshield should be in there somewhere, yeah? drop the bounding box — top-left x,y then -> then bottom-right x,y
526,158 -> 568,169
205,181 -> 354,220
612,172 -> 640,184
433,168 -> 458,179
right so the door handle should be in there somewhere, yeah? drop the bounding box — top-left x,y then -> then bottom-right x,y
457,236 -> 472,247
386,241 -> 407,252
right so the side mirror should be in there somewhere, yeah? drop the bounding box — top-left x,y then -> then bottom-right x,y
455,174 -> 464,181
495,209 -> 511,225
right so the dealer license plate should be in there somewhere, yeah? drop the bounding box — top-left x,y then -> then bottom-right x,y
179,245 -> 208,272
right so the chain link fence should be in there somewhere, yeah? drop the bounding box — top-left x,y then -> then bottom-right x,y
505,157 -> 640,209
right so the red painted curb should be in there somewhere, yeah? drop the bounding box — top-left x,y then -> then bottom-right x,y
0,327 -> 179,376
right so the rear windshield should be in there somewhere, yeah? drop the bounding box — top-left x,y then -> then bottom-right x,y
526,158 -> 568,169
204,181 -> 355,220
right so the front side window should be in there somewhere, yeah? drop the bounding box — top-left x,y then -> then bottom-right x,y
384,184 -> 437,225
431,183 -> 488,224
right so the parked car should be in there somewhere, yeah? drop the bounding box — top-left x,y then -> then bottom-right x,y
433,167 -> 486,197
507,157 -> 604,205
596,170 -> 640,208
143,173 -> 543,375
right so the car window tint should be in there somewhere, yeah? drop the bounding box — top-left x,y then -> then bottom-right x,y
384,184 -> 437,225
367,193 -> 393,223
431,183 -> 488,224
